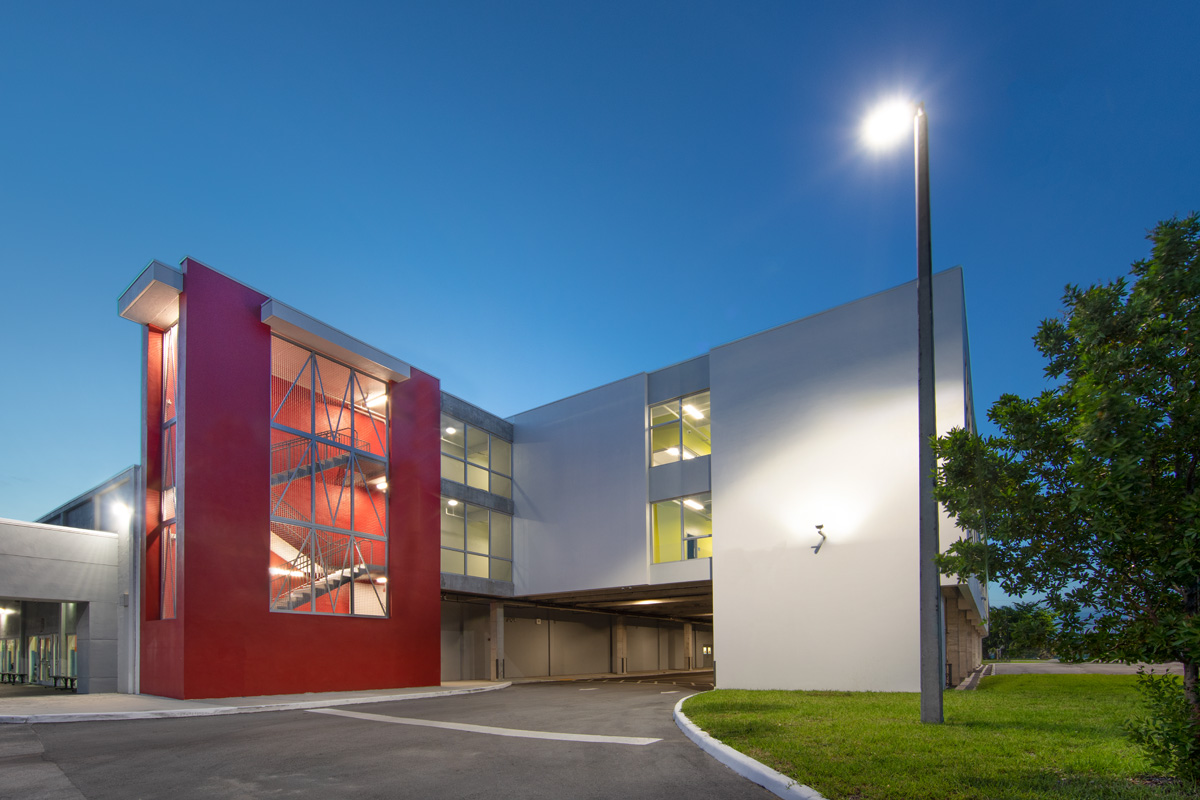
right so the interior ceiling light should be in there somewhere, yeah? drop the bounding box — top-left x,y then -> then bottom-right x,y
367,394 -> 387,408
447,499 -> 459,506
374,478 -> 387,489
445,426 -> 457,435
666,447 -> 680,456
683,499 -> 704,511
376,577 -> 388,584
683,404 -> 704,419
682,451 -> 695,460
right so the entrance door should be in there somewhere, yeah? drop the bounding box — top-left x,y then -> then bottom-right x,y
27,635 -> 57,685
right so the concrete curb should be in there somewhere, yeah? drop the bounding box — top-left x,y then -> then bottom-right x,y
673,692 -> 826,800
955,664 -> 988,691
0,682 -> 511,724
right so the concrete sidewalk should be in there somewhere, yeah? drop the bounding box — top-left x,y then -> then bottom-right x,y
507,668 -> 714,685
0,680 -> 509,724
990,660 -> 1183,676
0,669 -> 712,724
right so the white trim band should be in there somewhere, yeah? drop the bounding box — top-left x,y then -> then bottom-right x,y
309,707 -> 661,745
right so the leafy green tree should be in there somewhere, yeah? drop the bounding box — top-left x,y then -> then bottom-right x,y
985,603 -> 1056,659
934,214 -> 1200,778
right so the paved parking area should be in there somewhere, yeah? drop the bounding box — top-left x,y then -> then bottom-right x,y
15,678 -> 770,799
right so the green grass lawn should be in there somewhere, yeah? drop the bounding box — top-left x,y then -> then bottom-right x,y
682,675 -> 1190,800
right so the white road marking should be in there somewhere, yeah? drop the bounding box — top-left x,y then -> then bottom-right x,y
660,690 -> 680,694
308,707 -> 661,745
579,687 -> 600,691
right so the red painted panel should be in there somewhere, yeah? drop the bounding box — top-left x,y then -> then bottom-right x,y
384,367 -> 443,687
144,259 -> 441,699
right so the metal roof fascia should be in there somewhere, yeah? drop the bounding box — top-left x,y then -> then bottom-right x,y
260,299 -> 412,383
117,260 -> 185,328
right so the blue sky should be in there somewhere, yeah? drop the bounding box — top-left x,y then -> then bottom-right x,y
1,0 -> 1196,595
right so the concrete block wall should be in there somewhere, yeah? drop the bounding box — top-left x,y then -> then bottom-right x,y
943,587 -> 984,686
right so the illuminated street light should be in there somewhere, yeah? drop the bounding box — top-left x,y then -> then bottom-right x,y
863,97 -> 943,724
861,99 -> 913,149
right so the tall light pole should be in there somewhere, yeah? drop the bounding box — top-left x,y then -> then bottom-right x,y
863,99 -> 944,724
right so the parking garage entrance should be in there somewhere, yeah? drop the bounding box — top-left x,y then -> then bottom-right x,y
440,580 -> 713,682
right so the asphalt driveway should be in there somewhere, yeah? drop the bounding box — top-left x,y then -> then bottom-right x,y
17,679 -> 771,800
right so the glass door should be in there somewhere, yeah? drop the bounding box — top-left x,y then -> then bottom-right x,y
0,639 -> 16,673
27,636 -> 57,685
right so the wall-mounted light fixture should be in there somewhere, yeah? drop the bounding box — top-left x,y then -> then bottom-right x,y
110,501 -> 133,530
812,525 -> 826,555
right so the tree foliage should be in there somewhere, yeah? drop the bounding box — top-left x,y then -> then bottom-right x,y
934,214 -> 1200,777
984,603 -> 1057,659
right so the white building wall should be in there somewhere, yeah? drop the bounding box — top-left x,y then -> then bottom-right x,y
510,374 -> 651,595
710,268 -> 970,691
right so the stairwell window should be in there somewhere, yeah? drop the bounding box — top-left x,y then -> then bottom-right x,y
161,324 -> 179,619
268,336 -> 389,617
440,414 -> 512,499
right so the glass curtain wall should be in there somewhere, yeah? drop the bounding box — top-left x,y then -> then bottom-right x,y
439,497 -> 513,581
649,391 -> 711,466
440,415 -> 512,498
268,337 -> 389,617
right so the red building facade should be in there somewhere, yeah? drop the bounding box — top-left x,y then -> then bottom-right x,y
122,259 -> 441,699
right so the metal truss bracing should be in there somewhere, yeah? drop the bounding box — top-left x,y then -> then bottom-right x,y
268,336 -> 388,616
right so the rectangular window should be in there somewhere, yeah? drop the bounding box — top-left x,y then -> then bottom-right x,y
438,496 -> 513,582
652,492 -> 712,563
161,325 -> 179,619
161,524 -> 177,618
440,414 -> 513,499
269,336 -> 389,617
649,390 -> 711,467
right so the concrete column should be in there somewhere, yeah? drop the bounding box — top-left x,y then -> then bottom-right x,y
613,618 -> 627,674
489,602 -> 504,681
960,613 -> 972,679
117,502 -> 140,694
76,603 -> 91,694
683,623 -> 694,670
18,601 -> 27,677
